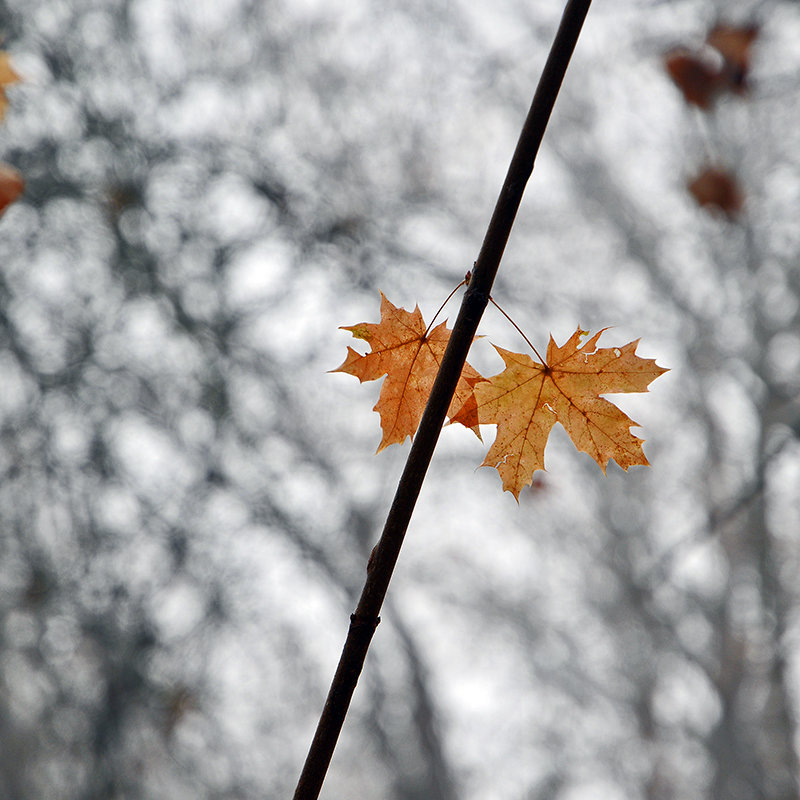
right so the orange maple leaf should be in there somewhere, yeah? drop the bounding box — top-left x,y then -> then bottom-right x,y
474,328 -> 667,499
664,48 -> 724,110
332,292 -> 482,451
0,51 -> 21,122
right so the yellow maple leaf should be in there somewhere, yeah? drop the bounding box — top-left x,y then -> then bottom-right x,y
475,328 -> 667,499
332,292 -> 482,451
0,51 -> 21,122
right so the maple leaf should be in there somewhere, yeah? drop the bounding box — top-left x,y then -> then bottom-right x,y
333,292 -> 483,451
474,328 -> 667,499
0,51 -> 21,122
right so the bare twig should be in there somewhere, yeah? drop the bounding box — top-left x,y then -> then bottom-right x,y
292,2 -> 592,797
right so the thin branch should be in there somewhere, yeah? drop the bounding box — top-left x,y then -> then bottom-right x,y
292,3 -> 593,797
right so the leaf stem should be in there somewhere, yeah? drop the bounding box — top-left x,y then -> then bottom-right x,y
489,296 -> 546,364
423,279 -> 467,339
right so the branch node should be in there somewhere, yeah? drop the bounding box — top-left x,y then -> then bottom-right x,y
350,613 -> 381,631
464,286 -> 490,305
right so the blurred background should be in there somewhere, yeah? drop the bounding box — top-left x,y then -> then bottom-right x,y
0,0 -> 799,798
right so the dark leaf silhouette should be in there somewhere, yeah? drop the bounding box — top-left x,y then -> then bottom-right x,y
688,166 -> 743,218
664,49 -> 723,109
707,23 -> 759,90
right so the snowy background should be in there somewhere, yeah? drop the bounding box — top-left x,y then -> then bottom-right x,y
1,0 -> 799,798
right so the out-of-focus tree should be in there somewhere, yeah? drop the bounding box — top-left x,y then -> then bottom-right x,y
0,1 -> 799,799
0,0 -> 468,796
542,13 -> 800,797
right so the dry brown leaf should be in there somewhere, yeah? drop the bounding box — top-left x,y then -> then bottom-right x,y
664,49 -> 723,110
707,23 -> 759,89
664,24 -> 759,108
474,328 -> 667,499
0,163 -> 24,217
687,166 -> 743,218
333,292 -> 482,451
